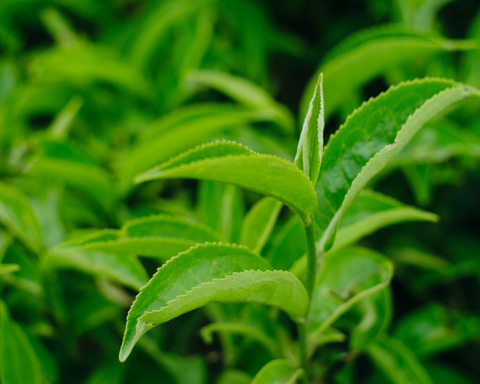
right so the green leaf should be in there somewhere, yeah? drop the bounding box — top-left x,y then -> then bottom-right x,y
44,242 -> 148,290
252,359 -> 303,384
135,141 -> 318,225
333,190 -> 438,251
185,70 -> 295,134
268,216 -> 306,271
0,182 -> 42,253
0,263 -> 19,275
393,121 -> 480,165
63,215 -> 223,260
0,301 -> 42,384
300,25 -> 478,118
119,243 -> 308,361
308,247 -> 393,356
240,197 -> 283,253
48,95 -> 83,139
120,104 -> 267,193
315,79 -> 480,252
393,304 -> 480,358
83,361 -> 123,384
295,73 -> 324,184
365,336 -> 433,384
200,322 -> 278,356
217,370 -> 252,384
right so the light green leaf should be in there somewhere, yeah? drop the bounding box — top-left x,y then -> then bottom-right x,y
315,79 -> 480,252
365,336 -> 433,384
0,263 -> 19,275
0,182 -> 42,253
29,43 -> 153,99
300,25 -> 478,118
200,322 -> 278,356
240,197 -> 283,253
217,370 -> 252,384
393,304 -> 480,358
48,95 -> 83,139
120,104 -> 267,193
393,121 -> 480,165
295,73 -> 324,184
185,70 -> 295,134
252,359 -> 303,384
63,215 -> 222,260
0,301 -> 42,384
119,243 -> 308,361
308,247 -> 393,356
44,242 -> 148,290
333,190 -> 438,251
136,141 -> 318,225
40,7 -> 78,47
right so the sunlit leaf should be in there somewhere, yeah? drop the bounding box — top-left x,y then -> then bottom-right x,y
252,359 -> 303,384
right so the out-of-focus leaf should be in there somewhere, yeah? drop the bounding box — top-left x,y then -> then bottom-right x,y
216,369 -> 252,384
251,359 -> 302,384
308,247 -> 393,356
28,334 -> 59,384
185,70 -> 295,134
136,141 -> 318,225
424,361 -> 477,384
315,79 -> 480,252
295,73 -> 324,184
120,104 -> 268,192
240,197 -> 283,253
48,95 -> 83,139
300,26 -> 478,118
0,301 -> 42,384
83,361 -> 123,384
0,263 -> 19,275
44,243 -> 148,290
268,216 -> 306,271
0,182 -> 42,253
365,336 -> 433,384
119,243 -> 308,361
333,190 -> 438,251
393,304 -> 480,358
27,140 -> 114,211
200,322 -> 278,356
40,7 -> 78,47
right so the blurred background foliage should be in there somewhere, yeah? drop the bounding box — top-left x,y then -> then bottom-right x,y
0,0 -> 480,383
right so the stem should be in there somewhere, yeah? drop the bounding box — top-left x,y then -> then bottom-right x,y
299,216 -> 318,383
304,218 -> 317,297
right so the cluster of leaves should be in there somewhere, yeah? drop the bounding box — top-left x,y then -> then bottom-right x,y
1,0 -> 480,383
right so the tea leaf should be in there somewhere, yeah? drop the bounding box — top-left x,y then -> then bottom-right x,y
186,70 -> 294,134
333,190 -> 438,251
252,359 -> 302,384
0,183 -> 42,253
121,104 -> 266,192
119,243 -> 308,361
308,247 -> 393,355
315,79 -> 480,252
0,301 -> 42,384
366,336 -> 433,384
240,197 -> 283,253
393,304 -> 480,358
56,215 -> 223,260
268,216 -> 306,271
200,322 -> 278,355
295,73 -> 324,184
44,244 -> 148,290
135,141 -> 318,225
300,25 -> 478,118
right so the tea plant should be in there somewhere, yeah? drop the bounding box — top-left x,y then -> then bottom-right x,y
1,1 -> 480,383
116,76 -> 480,382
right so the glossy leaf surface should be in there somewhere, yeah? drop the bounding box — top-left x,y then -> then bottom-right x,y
295,73 -> 324,184
315,79 -> 480,251
119,243 -> 308,361
136,141 -> 318,224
